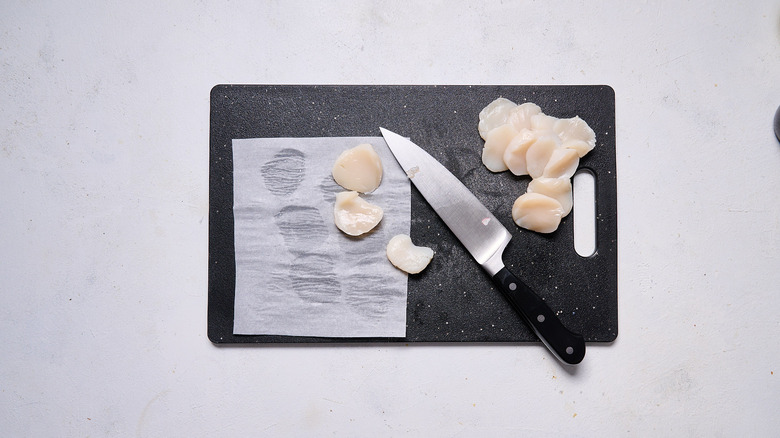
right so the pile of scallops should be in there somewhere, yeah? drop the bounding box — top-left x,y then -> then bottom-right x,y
478,98 -> 596,233
331,144 -> 434,274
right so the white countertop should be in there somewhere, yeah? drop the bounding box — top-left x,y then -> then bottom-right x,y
2,1 -> 779,436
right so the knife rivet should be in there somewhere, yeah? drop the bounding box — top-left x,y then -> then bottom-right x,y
537,314 -> 545,323
508,282 -> 517,291
566,346 -> 574,355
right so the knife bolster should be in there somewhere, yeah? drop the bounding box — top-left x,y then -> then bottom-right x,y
480,233 -> 511,276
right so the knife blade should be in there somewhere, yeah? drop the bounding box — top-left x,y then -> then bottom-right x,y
380,127 -> 585,365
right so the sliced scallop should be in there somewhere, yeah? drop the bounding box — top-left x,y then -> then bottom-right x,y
542,147 -> 580,179
478,97 -> 517,140
332,143 -> 383,193
386,234 -> 434,274
333,191 -> 383,236
482,123 -> 519,172
562,138 -> 594,158
527,177 -> 573,216
530,113 -> 558,133
525,136 -> 559,179
511,192 -> 564,234
507,102 -> 542,132
554,116 -> 596,157
502,129 -> 537,176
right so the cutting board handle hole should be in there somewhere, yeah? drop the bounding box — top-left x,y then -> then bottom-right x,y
573,169 -> 597,257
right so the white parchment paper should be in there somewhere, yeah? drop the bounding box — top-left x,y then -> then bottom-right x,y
232,137 -> 410,337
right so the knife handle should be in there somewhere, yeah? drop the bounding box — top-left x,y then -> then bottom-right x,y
493,267 -> 586,365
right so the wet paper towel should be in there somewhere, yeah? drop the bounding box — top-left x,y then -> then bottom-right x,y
232,137 -> 410,337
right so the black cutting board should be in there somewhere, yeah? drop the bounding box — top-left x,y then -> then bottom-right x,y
208,85 -> 617,344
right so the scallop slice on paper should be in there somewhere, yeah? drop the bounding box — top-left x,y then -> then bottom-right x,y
482,123 -> 519,172
333,191 -> 383,236
525,136 -> 560,179
386,234 -> 434,274
332,143 -> 383,193
527,177 -> 573,216
554,116 -> 596,157
542,147 -> 580,179
511,192 -> 564,234
478,97 -> 517,140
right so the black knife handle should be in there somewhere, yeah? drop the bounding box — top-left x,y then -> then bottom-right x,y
493,267 -> 586,365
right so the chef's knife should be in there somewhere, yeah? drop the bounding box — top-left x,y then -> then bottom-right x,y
380,127 -> 586,365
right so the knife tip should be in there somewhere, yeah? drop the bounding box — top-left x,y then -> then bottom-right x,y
380,127 -> 401,140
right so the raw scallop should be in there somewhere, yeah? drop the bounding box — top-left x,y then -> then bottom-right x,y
333,191 -> 383,236
386,234 -> 434,274
476,98 -> 598,234
554,117 -> 596,157
482,123 -> 519,172
525,136 -> 559,179
332,143 -> 383,193
511,192 -> 564,234
562,139 -> 594,158
478,97 -> 517,140
507,102 -> 542,132
542,147 -> 580,179
527,177 -> 573,216
530,113 -> 558,133
502,129 -> 537,176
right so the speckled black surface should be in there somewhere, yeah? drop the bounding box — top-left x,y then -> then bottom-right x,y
208,85 -> 617,344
